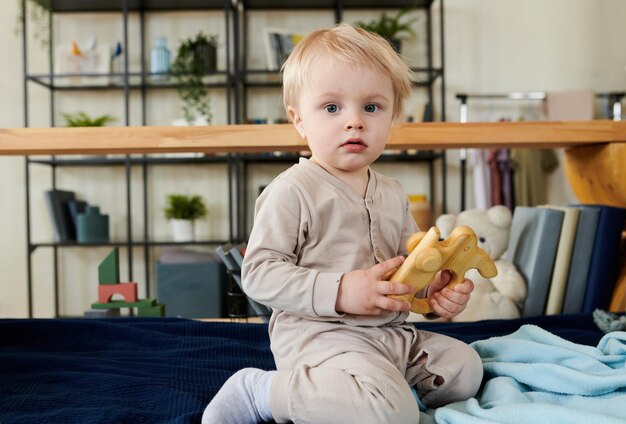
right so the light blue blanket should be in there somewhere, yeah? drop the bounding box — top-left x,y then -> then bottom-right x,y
422,325 -> 626,424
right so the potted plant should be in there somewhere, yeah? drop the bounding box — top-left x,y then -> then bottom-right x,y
62,111 -> 117,127
171,32 -> 219,125
163,194 -> 208,242
355,8 -> 418,52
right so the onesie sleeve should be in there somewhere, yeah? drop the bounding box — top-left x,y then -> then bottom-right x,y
242,177 -> 343,319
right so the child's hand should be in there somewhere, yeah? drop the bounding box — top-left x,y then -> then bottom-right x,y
426,270 -> 474,318
335,256 -> 413,315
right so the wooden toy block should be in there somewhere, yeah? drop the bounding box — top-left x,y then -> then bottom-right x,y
98,282 -> 138,304
84,308 -> 121,318
388,226 -> 497,314
99,248 -> 120,285
137,303 -> 166,317
91,298 -> 157,310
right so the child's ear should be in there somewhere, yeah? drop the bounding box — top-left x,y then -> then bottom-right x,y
288,106 -> 305,139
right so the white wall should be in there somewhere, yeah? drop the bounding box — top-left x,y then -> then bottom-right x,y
1,0 -> 625,317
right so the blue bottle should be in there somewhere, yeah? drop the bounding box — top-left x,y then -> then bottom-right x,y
151,37 -> 170,80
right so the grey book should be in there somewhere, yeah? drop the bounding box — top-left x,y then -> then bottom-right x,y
217,244 -> 272,320
561,205 -> 601,314
506,206 -> 564,317
44,190 -> 76,242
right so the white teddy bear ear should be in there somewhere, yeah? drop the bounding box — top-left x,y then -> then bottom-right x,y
487,205 -> 512,229
435,214 -> 456,238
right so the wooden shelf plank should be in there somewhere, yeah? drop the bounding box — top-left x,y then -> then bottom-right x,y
1,121 -> 625,156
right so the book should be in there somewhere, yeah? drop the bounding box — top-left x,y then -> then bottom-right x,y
506,206 -> 564,317
263,27 -> 304,71
215,244 -> 272,320
561,205 -> 601,314
215,243 -> 237,273
422,102 -> 433,122
540,206 -> 580,315
227,244 -> 245,268
609,231 -> 626,312
580,205 -> 626,314
609,260 -> 626,312
44,190 -> 77,242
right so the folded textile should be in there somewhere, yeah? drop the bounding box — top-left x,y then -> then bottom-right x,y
424,325 -> 626,424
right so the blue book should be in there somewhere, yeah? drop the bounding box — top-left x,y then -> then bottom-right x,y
580,205 -> 626,314
506,206 -> 564,317
561,205 -> 601,314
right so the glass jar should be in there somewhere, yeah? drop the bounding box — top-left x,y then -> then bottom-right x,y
150,37 -> 170,79
408,194 -> 433,231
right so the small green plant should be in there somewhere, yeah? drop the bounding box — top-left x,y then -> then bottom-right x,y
62,112 -> 117,127
171,32 -> 218,125
15,0 -> 51,49
163,194 -> 208,221
355,8 -> 418,46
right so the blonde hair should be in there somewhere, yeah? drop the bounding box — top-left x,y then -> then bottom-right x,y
282,23 -> 413,121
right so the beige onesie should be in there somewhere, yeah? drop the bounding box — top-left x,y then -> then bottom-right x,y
242,158 -> 482,424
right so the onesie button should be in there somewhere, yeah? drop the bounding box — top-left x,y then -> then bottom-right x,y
375,248 -> 382,257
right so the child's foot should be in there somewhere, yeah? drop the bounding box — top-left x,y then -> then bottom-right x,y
202,368 -> 275,424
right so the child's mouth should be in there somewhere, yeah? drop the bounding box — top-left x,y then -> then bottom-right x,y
341,139 -> 367,152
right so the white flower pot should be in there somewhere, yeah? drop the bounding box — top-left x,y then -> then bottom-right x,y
171,219 -> 194,242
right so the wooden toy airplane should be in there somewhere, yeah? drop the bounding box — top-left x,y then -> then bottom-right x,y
387,225 -> 497,314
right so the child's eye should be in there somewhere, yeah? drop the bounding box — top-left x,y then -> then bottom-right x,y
364,104 -> 378,113
324,104 -> 339,113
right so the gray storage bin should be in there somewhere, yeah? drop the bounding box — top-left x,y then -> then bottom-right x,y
156,261 -> 227,318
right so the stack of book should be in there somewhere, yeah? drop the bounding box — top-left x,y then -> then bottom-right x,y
506,204 -> 626,316
216,243 -> 272,321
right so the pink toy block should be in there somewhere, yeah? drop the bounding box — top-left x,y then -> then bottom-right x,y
98,282 -> 138,304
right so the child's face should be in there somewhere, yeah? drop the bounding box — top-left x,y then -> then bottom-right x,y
288,57 -> 395,178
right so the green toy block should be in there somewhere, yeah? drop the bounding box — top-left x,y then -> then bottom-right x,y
91,298 -> 157,310
137,303 -> 166,317
99,248 -> 120,285
84,308 -> 121,318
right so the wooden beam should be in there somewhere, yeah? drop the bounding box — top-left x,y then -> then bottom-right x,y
564,143 -> 626,208
1,120 -> 626,156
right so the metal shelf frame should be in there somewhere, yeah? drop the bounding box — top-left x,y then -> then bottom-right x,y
21,0 -> 236,318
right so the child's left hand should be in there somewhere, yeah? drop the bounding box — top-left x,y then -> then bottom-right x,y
426,270 -> 474,318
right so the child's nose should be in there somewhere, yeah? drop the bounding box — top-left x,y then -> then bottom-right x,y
344,115 -> 364,131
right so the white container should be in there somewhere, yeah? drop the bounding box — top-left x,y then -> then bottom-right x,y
171,219 -> 194,242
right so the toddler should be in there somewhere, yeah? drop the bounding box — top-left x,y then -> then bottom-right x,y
204,23 -> 482,424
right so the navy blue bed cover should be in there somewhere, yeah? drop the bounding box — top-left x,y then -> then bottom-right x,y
0,314 -> 604,423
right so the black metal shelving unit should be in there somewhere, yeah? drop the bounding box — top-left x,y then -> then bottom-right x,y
21,0 -> 235,318
21,0 -> 447,317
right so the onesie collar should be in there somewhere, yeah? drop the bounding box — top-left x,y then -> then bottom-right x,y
299,157 -> 377,202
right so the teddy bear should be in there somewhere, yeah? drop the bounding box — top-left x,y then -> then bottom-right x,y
409,205 -> 526,322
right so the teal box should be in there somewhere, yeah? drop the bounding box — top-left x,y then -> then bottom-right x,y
77,206 -> 109,243
156,261 -> 227,318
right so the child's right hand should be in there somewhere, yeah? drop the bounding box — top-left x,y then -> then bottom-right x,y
335,256 -> 413,315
